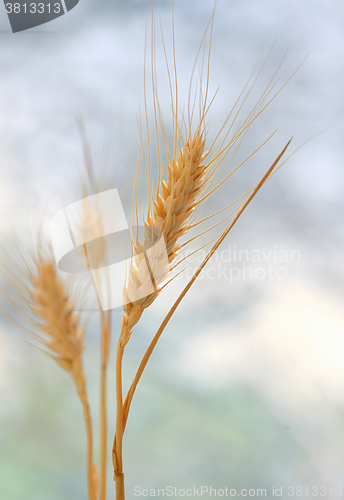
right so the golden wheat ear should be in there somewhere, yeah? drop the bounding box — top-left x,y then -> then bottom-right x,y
119,10 -> 295,347
120,131 -> 207,341
31,263 -> 84,377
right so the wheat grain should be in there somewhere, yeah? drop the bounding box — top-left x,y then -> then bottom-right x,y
31,262 -> 84,376
120,131 -> 207,345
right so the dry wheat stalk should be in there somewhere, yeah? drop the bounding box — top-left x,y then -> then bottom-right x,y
112,8 -> 298,499
77,126 -> 113,500
114,123 -> 211,499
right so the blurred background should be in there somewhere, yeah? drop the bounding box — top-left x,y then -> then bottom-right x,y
0,0 -> 344,498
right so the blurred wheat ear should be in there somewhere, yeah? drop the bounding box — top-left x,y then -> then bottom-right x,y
32,262 -> 98,500
0,242 -> 98,500
30,262 -> 89,405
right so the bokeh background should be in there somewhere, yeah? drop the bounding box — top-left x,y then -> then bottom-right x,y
0,0 -> 344,498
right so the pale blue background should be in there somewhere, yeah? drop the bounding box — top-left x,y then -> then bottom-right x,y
0,0 -> 343,498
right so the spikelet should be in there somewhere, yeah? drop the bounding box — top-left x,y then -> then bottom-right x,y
120,131 -> 208,346
31,262 -> 85,382
148,133 -> 206,262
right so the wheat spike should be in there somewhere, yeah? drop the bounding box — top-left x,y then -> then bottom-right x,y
120,131 -> 208,345
31,262 -> 85,381
118,15 -> 287,346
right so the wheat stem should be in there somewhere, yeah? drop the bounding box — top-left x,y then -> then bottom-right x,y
115,473 -> 125,500
113,342 -> 125,500
99,310 -> 111,500
73,363 -> 97,500
81,399 -> 96,500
